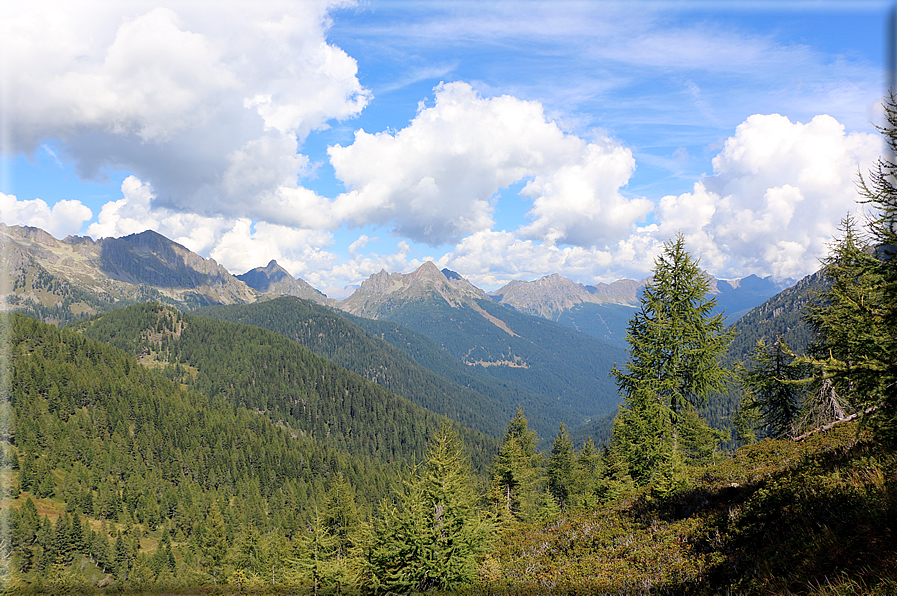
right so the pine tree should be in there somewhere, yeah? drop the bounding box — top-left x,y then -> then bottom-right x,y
611,234 -> 734,487
570,438 -> 602,510
369,419 -> 492,593
291,510 -> 339,596
200,501 -> 229,581
547,423 -> 575,512
798,93 -> 897,442
489,407 -> 542,523
738,337 -> 809,439
805,214 -> 883,410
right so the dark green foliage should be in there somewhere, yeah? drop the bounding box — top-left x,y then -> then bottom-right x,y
567,438 -> 602,510
700,271 -> 827,438
677,407 -> 728,466
468,422 -> 897,595
737,337 -> 808,440
7,311 -> 399,538
805,215 -> 883,405
72,303 -> 498,472
351,295 -> 627,442
805,211 -> 895,441
369,420 -> 493,593
611,235 -> 733,487
547,423 -> 575,511
346,313 -> 559,442
489,408 -> 543,524
727,271 -> 825,362
555,302 -> 637,349
194,296 -> 511,438
856,95 -> 897,441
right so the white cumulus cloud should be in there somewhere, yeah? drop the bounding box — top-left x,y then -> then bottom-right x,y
1,0 -> 369,225
0,194 -> 92,238
648,113 -> 880,279
328,82 -> 650,246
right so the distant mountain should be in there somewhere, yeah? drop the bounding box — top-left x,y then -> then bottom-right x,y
491,274 -> 641,319
237,260 -> 335,307
727,270 -> 826,361
710,274 -> 798,322
1,223 -> 260,322
489,272 -> 793,348
700,269 -> 826,436
339,261 -> 490,318
336,262 -> 628,439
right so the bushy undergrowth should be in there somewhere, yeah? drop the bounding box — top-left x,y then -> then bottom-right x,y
459,422 -> 896,595
5,425 -> 894,595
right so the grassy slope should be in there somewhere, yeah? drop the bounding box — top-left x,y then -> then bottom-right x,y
469,422 -> 896,595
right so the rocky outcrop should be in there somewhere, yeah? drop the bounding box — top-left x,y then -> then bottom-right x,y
237,260 -> 334,306
338,261 -> 490,319
0,223 -> 261,321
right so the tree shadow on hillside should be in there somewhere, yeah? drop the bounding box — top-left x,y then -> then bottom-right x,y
629,434 -> 897,594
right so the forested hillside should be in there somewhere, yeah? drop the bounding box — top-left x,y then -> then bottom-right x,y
366,296 -> 625,434
2,313 -> 398,588
341,312 -> 562,441
5,313 -> 893,594
193,297 -> 514,438
695,270 -> 828,435
70,304 -> 498,470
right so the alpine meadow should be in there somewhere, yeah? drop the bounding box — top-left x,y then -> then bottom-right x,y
1,2 -> 896,594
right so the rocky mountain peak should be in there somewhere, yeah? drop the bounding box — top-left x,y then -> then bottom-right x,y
339,262 -> 488,318
236,260 -> 333,306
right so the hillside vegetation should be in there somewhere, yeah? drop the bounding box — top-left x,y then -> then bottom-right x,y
70,303 -> 498,470
468,421 -> 897,595
194,297 -> 514,438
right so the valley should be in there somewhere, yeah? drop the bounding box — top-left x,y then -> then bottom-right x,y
1,222 -> 893,595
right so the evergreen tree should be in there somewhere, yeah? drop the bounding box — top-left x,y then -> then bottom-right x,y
570,438 -> 602,510
369,420 -> 492,593
805,214 -> 883,410
292,510 -> 339,596
200,500 -> 229,580
322,472 -> 361,558
547,423 -> 575,512
678,408 -> 728,466
799,92 -> 897,442
859,93 -> 897,424
488,407 -> 542,524
611,234 -> 734,487
738,337 -> 808,439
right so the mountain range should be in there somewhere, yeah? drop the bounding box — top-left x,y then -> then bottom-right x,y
2,223 -> 805,441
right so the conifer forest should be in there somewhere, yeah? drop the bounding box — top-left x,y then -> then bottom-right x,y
1,99 -> 897,595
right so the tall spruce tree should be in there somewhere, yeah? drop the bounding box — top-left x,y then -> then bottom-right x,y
805,119 -> 897,443
805,214 -> 883,411
547,423 -> 575,512
611,234 -> 734,487
862,96 -> 897,441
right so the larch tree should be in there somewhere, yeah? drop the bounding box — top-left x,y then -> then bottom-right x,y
611,234 -> 734,488
488,407 -> 542,524
547,423 -> 575,512
809,90 -> 897,441
368,419 -> 492,593
805,213 -> 883,411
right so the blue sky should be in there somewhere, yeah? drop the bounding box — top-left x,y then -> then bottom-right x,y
0,0 -> 889,297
